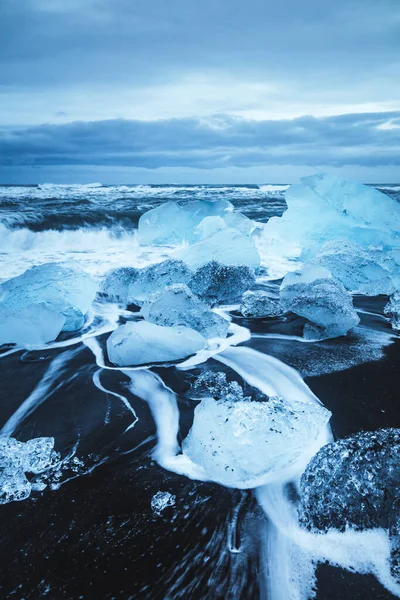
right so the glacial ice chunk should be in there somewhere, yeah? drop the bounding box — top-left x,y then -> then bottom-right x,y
101,260 -> 192,306
151,491 -> 176,515
280,265 -> 360,339
299,428 -> 400,581
0,436 -> 58,505
138,199 -> 255,245
262,173 -> 400,266
141,284 -> 229,339
173,228 -> 261,270
187,371 -> 244,402
385,292 -> 400,331
188,261 -> 256,305
0,263 -> 97,342
107,321 -> 206,366
240,290 -> 281,318
183,393 -> 331,488
0,303 -> 66,346
313,240 -> 399,296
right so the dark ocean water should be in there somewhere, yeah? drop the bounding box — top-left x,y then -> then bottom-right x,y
0,183 -> 399,599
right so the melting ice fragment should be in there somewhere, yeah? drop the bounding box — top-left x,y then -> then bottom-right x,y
0,437 -> 58,505
183,391 -> 331,489
188,261 -> 256,305
140,284 -> 229,339
151,491 -> 176,515
240,290 -> 280,318
262,173 -> 400,267
385,292 -> 400,331
0,263 -> 97,344
187,371 -> 244,402
173,228 -> 261,270
313,240 -> 399,296
107,321 -> 206,366
101,260 -> 192,306
280,264 -> 360,339
299,428 -> 400,582
0,303 -> 66,346
138,199 -> 257,245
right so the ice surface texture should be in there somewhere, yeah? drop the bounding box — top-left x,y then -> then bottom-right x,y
240,290 -> 280,318
0,437 -> 58,505
313,241 -> 400,296
385,292 -> 400,331
141,284 -> 230,339
183,374 -> 331,488
263,173 -> 400,266
107,321 -> 206,366
280,265 -> 360,339
300,428 -> 400,581
138,199 -> 257,246
0,263 -> 97,345
188,261 -> 256,305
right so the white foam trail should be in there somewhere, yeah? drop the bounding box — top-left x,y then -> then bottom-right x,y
92,369 -> 138,432
0,348 -> 80,437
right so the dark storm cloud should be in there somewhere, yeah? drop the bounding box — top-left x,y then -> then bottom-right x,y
0,0 -> 399,88
1,112 -> 399,169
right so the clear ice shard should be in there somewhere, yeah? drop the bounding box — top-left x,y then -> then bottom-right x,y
240,290 -> 280,318
151,491 -> 176,515
299,428 -> 400,582
182,392 -> 331,489
138,199 -> 257,246
188,261 -> 256,305
106,320 -> 206,366
262,173 -> 400,267
172,228 -> 261,270
312,240 -> 399,296
280,264 -> 360,339
101,260 -> 192,306
140,284 -> 230,339
0,263 -> 97,344
0,436 -> 58,505
385,292 -> 400,331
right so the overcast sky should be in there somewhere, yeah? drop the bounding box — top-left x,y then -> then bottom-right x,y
1,0 -> 399,183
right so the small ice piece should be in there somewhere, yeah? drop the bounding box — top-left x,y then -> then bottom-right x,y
313,240 -> 398,296
299,428 -> 400,582
101,260 -> 192,306
188,261 -> 256,305
385,292 -> 400,331
0,436 -> 58,505
100,267 -> 138,302
140,284 -> 230,339
280,265 -> 360,339
173,228 -> 261,271
0,263 -> 97,338
138,199 -> 234,245
240,290 -> 281,318
187,371 -> 244,402
262,173 -> 400,265
151,491 -> 176,515
182,394 -> 331,488
0,303 -> 66,346
106,321 -> 206,366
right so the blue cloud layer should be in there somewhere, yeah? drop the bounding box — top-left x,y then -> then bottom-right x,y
1,112 -> 399,169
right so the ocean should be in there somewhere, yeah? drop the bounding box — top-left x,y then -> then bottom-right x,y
0,182 -> 399,600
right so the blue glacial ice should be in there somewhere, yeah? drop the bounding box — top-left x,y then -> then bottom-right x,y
101,260 -> 192,306
182,388 -> 331,489
385,292 -> 400,331
0,263 -> 97,345
240,290 -> 281,318
140,284 -> 230,339
106,320 -> 206,366
312,240 -> 400,296
280,264 -> 360,339
173,228 -> 261,270
188,261 -> 256,305
0,437 -> 59,505
262,173 -> 400,274
138,199 -> 257,246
